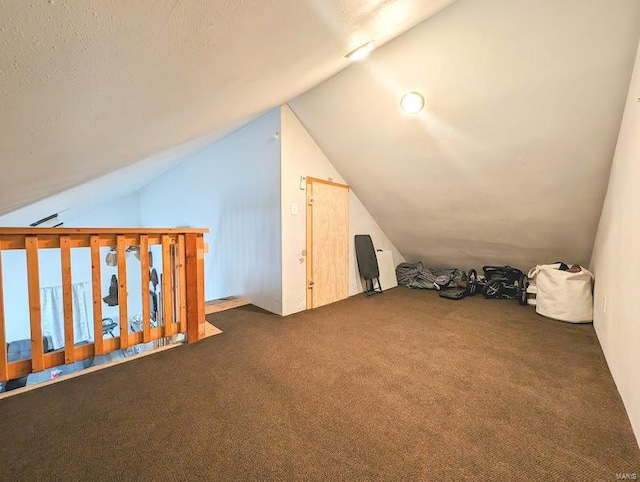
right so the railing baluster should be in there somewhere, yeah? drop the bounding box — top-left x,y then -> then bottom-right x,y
25,236 -> 45,372
60,236 -> 75,364
140,235 -> 151,343
161,235 -> 174,336
178,235 -> 187,334
116,235 -> 128,349
185,233 -> 205,343
90,235 -> 104,356
0,243 -> 8,382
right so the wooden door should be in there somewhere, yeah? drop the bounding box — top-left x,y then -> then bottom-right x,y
306,178 -> 350,309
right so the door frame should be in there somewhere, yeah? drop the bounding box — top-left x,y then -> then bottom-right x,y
306,177 -> 350,310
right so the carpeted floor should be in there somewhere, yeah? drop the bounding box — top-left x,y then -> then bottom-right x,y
0,287 -> 638,481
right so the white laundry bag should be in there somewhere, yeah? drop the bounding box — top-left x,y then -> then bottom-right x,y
527,264 -> 594,323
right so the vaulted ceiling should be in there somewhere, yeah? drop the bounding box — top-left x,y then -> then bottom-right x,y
0,0 -> 455,215
290,0 -> 640,270
2,0 -> 640,272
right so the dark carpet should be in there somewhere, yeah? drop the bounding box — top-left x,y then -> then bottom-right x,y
0,287 -> 638,481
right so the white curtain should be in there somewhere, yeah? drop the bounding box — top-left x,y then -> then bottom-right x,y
40,282 -> 92,350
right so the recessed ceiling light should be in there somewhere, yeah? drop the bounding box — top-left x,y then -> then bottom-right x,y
400,92 -> 425,114
345,41 -> 375,61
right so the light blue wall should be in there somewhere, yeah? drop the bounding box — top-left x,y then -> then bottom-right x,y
139,108 -> 283,314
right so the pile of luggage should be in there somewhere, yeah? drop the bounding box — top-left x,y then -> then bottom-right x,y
396,261 -> 594,323
396,263 -> 527,303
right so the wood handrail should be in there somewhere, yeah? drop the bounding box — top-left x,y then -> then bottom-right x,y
0,227 -> 207,384
0,228 -> 208,236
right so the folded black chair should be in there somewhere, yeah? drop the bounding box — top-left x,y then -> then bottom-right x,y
355,235 -> 383,297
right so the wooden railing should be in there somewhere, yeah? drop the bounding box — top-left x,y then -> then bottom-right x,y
0,227 -> 208,384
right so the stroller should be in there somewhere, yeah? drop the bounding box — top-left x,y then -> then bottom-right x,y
467,266 -> 529,305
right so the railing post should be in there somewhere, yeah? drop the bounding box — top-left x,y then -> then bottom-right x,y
185,233 -> 205,343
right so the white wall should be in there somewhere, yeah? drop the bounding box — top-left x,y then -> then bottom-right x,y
1,192 -> 142,344
139,108 -> 283,315
590,43 -> 640,446
280,104 -> 404,316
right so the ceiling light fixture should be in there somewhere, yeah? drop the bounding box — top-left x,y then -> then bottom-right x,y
345,41 -> 375,61
400,92 -> 425,114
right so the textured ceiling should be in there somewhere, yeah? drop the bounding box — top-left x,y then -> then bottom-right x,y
0,0 -> 456,215
290,0 -> 640,271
